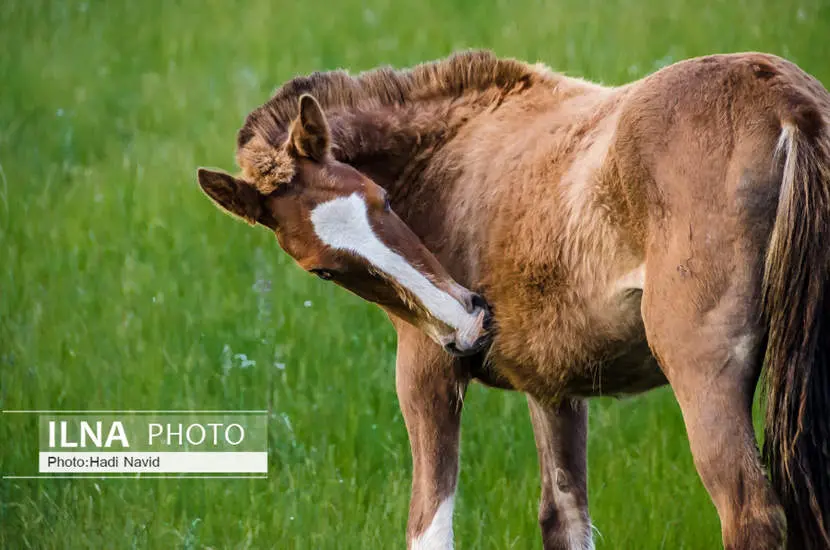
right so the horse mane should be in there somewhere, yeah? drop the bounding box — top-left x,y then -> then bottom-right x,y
237,50 -> 554,149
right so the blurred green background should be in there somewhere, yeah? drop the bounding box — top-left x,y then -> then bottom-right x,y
1,0 -> 827,548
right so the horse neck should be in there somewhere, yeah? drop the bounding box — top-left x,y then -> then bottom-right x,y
326,78 -> 620,284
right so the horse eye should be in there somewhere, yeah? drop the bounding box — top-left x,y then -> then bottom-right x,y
310,269 -> 334,281
383,195 -> 391,211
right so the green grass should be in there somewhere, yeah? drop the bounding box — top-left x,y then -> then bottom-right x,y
1,0 -> 827,548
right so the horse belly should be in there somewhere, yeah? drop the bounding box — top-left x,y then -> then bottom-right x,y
568,335 -> 666,398
566,291 -> 665,397
489,289 -> 666,400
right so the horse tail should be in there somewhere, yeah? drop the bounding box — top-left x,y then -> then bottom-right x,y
762,118 -> 830,549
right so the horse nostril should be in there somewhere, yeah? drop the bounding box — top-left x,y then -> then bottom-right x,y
461,291 -> 491,315
482,308 -> 494,332
470,293 -> 488,311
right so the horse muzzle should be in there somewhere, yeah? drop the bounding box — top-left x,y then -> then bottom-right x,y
442,294 -> 493,356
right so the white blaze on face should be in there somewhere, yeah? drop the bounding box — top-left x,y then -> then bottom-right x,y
412,496 -> 455,550
309,193 -> 471,330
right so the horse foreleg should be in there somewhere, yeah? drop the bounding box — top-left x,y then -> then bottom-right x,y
395,321 -> 467,550
528,395 -> 593,550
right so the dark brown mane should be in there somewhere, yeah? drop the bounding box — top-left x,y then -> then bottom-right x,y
237,50 -> 552,149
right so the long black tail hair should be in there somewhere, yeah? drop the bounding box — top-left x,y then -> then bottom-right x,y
762,121 -> 830,549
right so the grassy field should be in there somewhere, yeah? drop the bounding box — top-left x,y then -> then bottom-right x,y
1,0 -> 827,548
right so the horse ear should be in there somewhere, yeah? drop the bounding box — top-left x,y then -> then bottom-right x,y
197,168 -> 262,225
289,94 -> 331,161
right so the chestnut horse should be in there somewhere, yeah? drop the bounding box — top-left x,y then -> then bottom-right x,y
198,51 -> 830,549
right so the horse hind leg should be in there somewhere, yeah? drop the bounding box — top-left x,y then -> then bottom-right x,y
641,230 -> 785,548
527,396 -> 593,550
